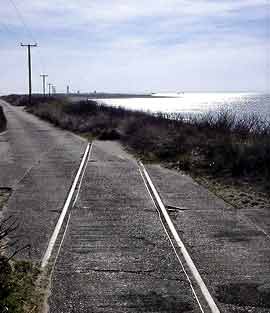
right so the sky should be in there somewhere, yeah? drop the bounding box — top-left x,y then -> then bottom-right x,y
0,0 -> 269,94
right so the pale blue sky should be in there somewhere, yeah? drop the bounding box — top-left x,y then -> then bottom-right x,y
0,0 -> 269,94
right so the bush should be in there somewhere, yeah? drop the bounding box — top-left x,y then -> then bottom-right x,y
0,216 -> 41,313
63,100 -> 99,115
4,95 -> 270,180
98,129 -> 121,140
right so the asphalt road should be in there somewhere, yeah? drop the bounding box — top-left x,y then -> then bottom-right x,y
0,100 -> 87,260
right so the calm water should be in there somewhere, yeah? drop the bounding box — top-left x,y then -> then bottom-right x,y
93,93 -> 270,120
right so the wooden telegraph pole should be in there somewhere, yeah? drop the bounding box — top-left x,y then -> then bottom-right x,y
40,74 -> 48,96
21,43 -> 37,105
48,83 -> 52,96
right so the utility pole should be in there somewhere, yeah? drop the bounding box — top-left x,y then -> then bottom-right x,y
47,83 -> 52,96
40,74 -> 48,96
52,85 -> 56,94
20,43 -> 37,105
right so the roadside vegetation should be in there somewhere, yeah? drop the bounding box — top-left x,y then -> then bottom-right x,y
0,191 -> 44,313
0,255 -> 41,313
2,94 -> 270,200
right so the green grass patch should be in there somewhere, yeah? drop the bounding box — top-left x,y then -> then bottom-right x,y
0,188 -> 46,313
0,257 -> 44,313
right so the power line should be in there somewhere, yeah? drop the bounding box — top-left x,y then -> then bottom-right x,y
0,20 -> 12,35
6,0 -> 56,95
7,0 -> 37,43
7,0 -> 47,76
0,20 -> 21,43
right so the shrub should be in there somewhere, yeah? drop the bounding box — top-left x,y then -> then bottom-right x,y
4,95 -> 270,180
63,100 -> 99,115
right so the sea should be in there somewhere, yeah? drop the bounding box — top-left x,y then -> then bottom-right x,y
92,93 -> 270,120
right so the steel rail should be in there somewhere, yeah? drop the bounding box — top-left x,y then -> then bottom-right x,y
138,161 -> 220,313
138,165 -> 206,313
41,142 -> 91,268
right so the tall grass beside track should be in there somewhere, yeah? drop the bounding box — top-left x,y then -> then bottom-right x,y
3,95 -> 270,186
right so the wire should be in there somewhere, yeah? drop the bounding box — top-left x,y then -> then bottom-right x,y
0,19 -> 21,43
0,9 -> 34,54
7,0 -> 47,74
0,20 -> 12,34
7,0 -> 37,43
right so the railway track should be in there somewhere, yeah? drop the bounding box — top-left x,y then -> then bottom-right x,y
44,141 -> 220,313
139,161 -> 220,313
42,142 -> 92,268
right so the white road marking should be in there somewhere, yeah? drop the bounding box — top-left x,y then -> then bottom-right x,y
138,162 -> 220,313
41,143 -> 91,268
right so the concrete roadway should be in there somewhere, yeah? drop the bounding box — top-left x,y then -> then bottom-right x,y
49,141 -> 201,313
49,140 -> 270,313
146,165 -> 270,313
1,101 -> 269,312
0,100 -> 86,260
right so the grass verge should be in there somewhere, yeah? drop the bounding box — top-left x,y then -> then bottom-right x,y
0,189 -> 46,313
0,258 -> 43,313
